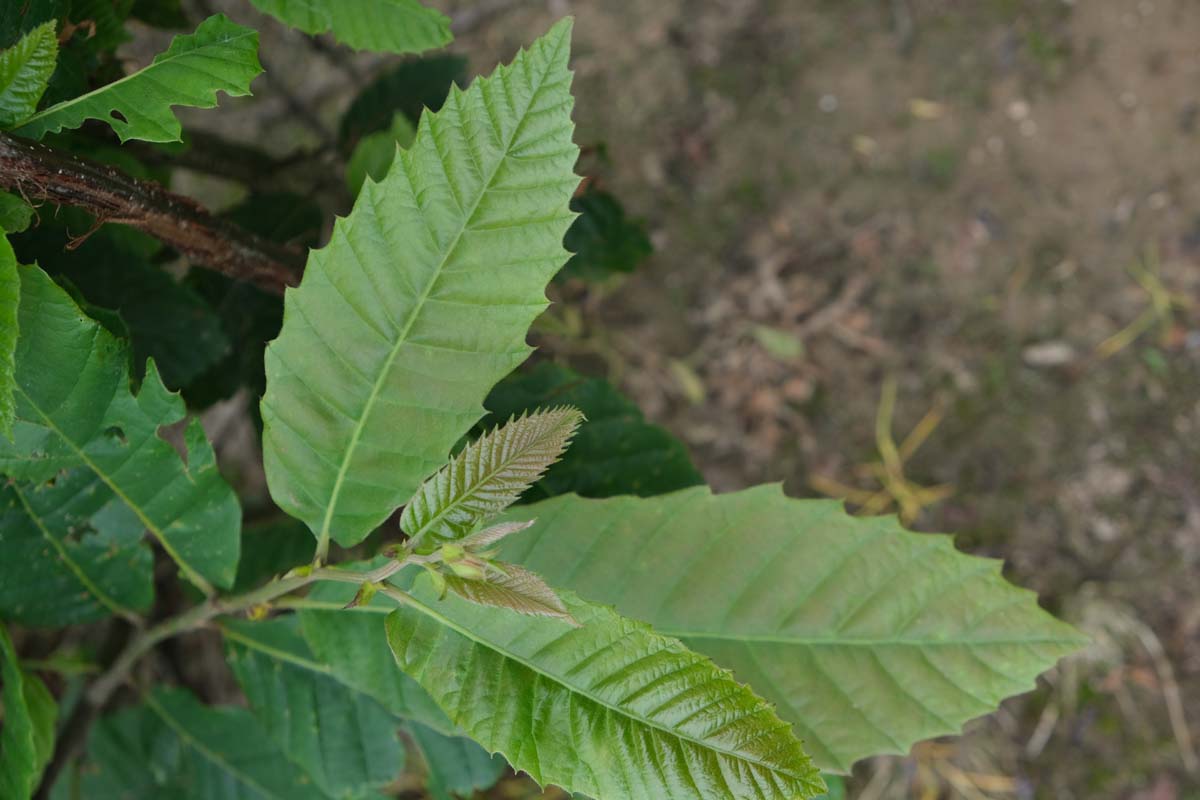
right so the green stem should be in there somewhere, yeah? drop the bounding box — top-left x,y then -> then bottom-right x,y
85,557 -> 413,706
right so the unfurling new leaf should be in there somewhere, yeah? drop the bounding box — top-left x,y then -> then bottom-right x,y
442,563 -> 576,624
402,406 -> 584,549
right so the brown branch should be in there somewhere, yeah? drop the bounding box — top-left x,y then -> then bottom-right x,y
0,132 -> 303,294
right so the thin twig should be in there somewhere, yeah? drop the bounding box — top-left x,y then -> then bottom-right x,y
0,132 -> 303,293
35,555 -> 418,797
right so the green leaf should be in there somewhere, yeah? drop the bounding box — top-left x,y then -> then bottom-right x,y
74,687 -> 331,798
0,20 -> 57,127
223,616 -> 405,797
11,14 -> 261,143
497,486 -> 1088,773
261,19 -> 581,551
0,471 -> 154,626
442,563 -> 575,623
406,722 -> 506,800
386,574 -> 824,800
402,406 -> 583,548
560,187 -> 652,282
346,112 -> 416,197
482,363 -> 703,500
0,264 -> 241,591
0,192 -> 33,233
0,235 -> 17,438
338,54 -> 466,147
249,0 -> 451,55
15,223 -> 231,389
297,578 -> 456,735
1,625 -> 57,800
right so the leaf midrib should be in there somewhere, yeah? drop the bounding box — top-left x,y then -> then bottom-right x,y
13,26 -> 257,135
407,415 -> 575,546
10,483 -> 133,619
144,693 -> 285,799
398,591 -> 815,785
318,31 -> 567,549
293,600 -> 1078,647
16,384 -> 212,593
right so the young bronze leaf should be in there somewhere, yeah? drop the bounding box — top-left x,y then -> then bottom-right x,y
443,563 -> 576,624
386,575 -> 825,800
402,407 -> 583,548
261,19 -> 580,553
459,519 -> 536,550
498,486 -> 1089,773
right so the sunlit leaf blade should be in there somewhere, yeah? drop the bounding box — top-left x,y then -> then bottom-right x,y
0,20 -> 56,127
250,0 -> 451,55
402,406 -> 583,548
73,688 -> 331,798
262,19 -> 580,550
0,625 -> 57,800
12,14 -> 261,142
0,265 -> 241,591
498,486 -> 1088,773
443,563 -> 575,623
386,574 -> 824,800
0,235 -> 17,438
482,362 -> 703,500
406,722 -> 506,800
223,616 -> 405,797
298,577 -> 456,735
0,471 -> 154,626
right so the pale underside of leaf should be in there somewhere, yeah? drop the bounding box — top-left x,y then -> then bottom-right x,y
387,574 -> 824,800
12,14 -> 261,142
0,265 -> 241,591
443,563 -> 575,623
249,0 -> 452,54
261,18 -> 580,550
402,406 -> 583,548
497,485 -> 1088,773
0,20 -> 57,128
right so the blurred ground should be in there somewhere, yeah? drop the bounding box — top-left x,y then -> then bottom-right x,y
184,0 -> 1200,797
